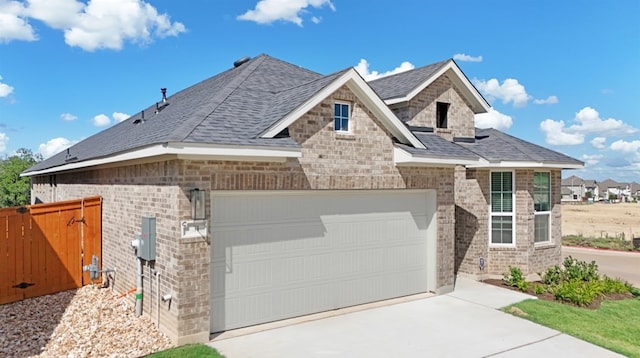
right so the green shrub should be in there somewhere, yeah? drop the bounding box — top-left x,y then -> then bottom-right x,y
503,266 -> 529,292
562,256 -> 599,282
601,276 -> 631,294
552,279 -> 602,306
533,284 -> 546,295
541,265 -> 563,285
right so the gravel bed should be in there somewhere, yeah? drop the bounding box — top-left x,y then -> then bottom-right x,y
0,286 -> 174,357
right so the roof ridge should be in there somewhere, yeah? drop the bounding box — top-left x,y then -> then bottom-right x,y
367,59 -> 450,84
173,56 -> 267,141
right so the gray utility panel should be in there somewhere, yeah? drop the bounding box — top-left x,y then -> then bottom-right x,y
138,216 -> 156,261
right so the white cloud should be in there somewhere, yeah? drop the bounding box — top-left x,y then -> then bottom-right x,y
568,107 -> 637,136
355,59 -> 415,81
113,111 -> 129,122
453,53 -> 483,62
0,132 -> 8,152
0,1 -> 37,43
581,154 -> 603,166
38,137 -> 78,158
60,112 -> 78,121
610,139 -> 640,154
238,0 -> 335,26
93,113 -> 110,127
540,107 -> 638,146
533,95 -> 559,105
474,108 -> 513,131
540,119 -> 584,145
0,75 -> 14,97
590,136 -> 606,149
1,0 -> 186,51
310,16 -> 320,24
473,78 -> 531,108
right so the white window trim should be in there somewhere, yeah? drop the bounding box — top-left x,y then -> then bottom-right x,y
534,171 -> 552,245
334,101 -> 351,133
489,170 -> 516,247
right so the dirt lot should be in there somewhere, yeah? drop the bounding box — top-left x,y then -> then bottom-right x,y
562,202 -> 640,239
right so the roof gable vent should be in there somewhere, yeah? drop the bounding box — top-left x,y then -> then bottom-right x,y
233,56 -> 251,68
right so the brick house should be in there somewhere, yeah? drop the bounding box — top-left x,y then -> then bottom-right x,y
23,54 -> 582,344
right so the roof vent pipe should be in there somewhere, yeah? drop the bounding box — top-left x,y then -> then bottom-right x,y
233,56 -> 251,68
161,88 -> 167,103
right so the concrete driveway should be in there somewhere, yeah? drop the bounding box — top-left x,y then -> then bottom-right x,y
209,278 -> 622,357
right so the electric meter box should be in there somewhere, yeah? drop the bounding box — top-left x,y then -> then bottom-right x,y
138,216 -> 156,261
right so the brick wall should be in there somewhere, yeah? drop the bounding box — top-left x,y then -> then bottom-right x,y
29,85 -> 458,344
392,74 -> 476,140
484,169 -> 561,277
31,161 -> 185,341
454,166 -> 489,276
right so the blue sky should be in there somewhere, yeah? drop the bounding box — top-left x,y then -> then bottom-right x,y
1,0 -> 639,182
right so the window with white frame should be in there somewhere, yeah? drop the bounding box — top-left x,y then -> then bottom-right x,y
534,172 -> 551,243
334,102 -> 350,132
490,171 -> 514,245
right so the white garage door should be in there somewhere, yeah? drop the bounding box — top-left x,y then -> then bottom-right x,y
210,190 -> 436,332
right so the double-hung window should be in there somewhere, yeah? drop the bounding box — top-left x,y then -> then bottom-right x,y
334,102 -> 350,132
491,171 -> 514,245
534,172 -> 551,243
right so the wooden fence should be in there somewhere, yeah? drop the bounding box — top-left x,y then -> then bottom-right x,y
0,196 -> 102,305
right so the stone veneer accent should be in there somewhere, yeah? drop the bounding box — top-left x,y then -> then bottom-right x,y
30,85 -> 456,344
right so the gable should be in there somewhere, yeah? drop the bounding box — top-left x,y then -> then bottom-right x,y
260,68 -> 425,150
370,59 -> 490,114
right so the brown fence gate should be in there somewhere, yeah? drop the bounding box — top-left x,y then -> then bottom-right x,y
0,196 -> 102,305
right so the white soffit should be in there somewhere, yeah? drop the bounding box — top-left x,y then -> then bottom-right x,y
21,143 -> 301,177
466,160 -> 584,169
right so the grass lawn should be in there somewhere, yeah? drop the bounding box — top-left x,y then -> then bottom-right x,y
146,344 -> 225,358
562,234 -> 637,251
505,298 -> 640,358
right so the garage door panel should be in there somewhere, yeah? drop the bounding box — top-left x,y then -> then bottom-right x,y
211,190 -> 435,332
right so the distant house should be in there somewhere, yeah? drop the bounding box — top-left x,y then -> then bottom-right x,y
23,54 -> 583,344
630,182 -> 640,201
561,175 -> 586,202
599,179 -> 627,202
583,179 -> 599,201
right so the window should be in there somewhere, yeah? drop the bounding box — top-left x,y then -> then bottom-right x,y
490,171 -> 514,244
436,102 -> 449,128
534,172 -> 551,243
334,102 -> 350,132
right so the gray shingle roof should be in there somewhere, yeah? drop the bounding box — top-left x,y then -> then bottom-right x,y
27,54 -> 330,173
368,60 -> 450,100
459,128 -> 584,166
397,132 -> 479,161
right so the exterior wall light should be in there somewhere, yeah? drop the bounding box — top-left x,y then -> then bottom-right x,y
190,188 -> 206,220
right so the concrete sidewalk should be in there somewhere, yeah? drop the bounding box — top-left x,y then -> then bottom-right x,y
210,278 -> 623,357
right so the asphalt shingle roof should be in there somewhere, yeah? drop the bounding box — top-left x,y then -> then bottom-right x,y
368,60 -> 450,100
459,128 -> 584,166
397,132 -> 479,161
27,54 -> 329,173
25,55 -> 582,175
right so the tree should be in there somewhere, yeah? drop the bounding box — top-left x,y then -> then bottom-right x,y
0,148 -> 42,207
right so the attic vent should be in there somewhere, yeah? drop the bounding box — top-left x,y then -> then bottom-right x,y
156,88 -> 169,113
64,148 -> 78,162
133,110 -> 145,125
233,56 -> 251,68
453,137 -> 475,143
405,125 -> 434,133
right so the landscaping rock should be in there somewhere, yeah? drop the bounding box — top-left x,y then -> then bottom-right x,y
0,286 -> 173,357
